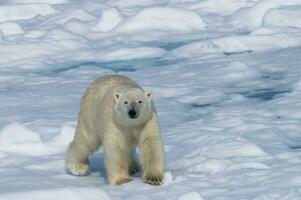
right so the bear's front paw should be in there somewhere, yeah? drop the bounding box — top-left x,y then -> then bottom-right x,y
111,177 -> 133,185
67,163 -> 90,176
143,174 -> 163,186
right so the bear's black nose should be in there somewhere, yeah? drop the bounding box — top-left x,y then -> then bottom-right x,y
128,109 -> 138,119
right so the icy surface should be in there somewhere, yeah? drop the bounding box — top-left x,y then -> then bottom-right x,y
0,4 -> 57,22
114,7 -> 206,33
0,188 -> 111,200
263,6 -> 301,28
178,192 -> 204,200
0,22 -> 24,36
93,8 -> 123,32
229,0 -> 301,31
1,0 -> 301,199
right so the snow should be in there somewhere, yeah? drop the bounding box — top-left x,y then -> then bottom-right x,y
0,188 -> 111,200
115,7 -> 206,33
0,122 -> 62,156
229,0 -> 301,31
94,8 -> 123,32
263,6 -> 301,28
173,29 -> 301,56
0,22 -> 24,37
52,125 -> 75,146
187,0 -> 247,16
0,4 -> 57,22
178,192 -> 204,200
96,47 -> 166,62
53,9 -> 97,25
11,0 -> 69,4
211,32 -> 301,53
1,0 -> 301,199
0,122 -> 41,146
0,122 -> 48,156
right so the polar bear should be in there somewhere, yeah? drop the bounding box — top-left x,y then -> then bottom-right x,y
66,75 -> 164,186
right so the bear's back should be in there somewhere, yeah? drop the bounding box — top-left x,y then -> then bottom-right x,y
93,75 -> 138,90
90,75 -> 140,98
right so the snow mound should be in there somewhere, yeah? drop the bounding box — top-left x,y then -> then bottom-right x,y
187,159 -> 227,174
178,192 -> 204,200
210,142 -> 267,158
0,22 -> 24,37
211,32 -> 301,53
263,6 -> 301,28
208,61 -> 260,85
97,47 -> 166,62
52,124 -> 75,146
0,188 -> 111,200
173,30 -> 301,56
0,123 -> 55,156
0,28 -> 89,68
57,9 -> 97,24
171,40 -> 221,58
0,4 -> 57,22
115,7 -> 206,33
0,122 -> 41,145
94,8 -> 123,32
163,171 -> 173,185
229,0 -> 301,31
188,0 -> 247,16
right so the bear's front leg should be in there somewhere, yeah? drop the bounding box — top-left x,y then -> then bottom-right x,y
66,122 -> 101,176
66,141 -> 91,176
103,136 -> 133,185
140,138 -> 164,185
139,115 -> 165,186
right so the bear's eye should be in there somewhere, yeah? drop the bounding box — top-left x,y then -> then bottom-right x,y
124,101 -> 128,104
138,100 -> 142,104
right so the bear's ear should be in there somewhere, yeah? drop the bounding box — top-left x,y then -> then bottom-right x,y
114,92 -> 121,101
145,91 -> 152,99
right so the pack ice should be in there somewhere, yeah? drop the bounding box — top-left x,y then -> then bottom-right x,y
1,0 -> 301,199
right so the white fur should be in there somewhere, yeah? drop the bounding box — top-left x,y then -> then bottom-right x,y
66,75 -> 164,185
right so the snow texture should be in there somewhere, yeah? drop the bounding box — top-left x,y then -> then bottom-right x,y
1,0 -> 301,199
93,8 -> 123,32
263,6 -> 301,28
115,7 -> 206,32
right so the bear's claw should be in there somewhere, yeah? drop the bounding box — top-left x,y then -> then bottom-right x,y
144,174 -> 163,186
115,177 -> 133,185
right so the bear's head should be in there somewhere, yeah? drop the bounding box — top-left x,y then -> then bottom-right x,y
113,89 -> 153,126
